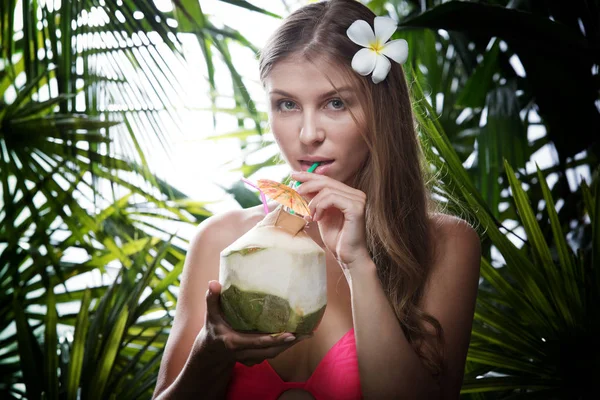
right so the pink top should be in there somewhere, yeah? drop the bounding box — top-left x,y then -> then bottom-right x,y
225,328 -> 362,399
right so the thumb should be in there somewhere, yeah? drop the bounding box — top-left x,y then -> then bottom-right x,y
208,280 -> 221,295
205,280 -> 223,319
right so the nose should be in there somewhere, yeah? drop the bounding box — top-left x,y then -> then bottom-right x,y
299,110 -> 325,145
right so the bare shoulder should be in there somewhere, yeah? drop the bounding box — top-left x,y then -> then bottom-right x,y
429,212 -> 481,271
187,202 -> 277,279
192,204 -> 266,249
429,212 -> 479,238
420,213 -> 481,397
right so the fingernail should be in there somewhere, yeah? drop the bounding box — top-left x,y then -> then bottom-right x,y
284,336 -> 296,342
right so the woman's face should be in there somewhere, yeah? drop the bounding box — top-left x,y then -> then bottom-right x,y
264,57 -> 369,186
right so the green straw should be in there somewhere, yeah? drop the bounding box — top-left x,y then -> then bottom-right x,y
294,162 -> 319,188
289,162 -> 319,215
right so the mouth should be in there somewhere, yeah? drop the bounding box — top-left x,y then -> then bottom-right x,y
299,159 -> 334,171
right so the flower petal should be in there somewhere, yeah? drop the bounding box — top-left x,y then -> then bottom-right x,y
351,48 -> 377,76
374,16 -> 397,44
381,39 -> 408,64
372,54 -> 391,84
347,19 -> 375,48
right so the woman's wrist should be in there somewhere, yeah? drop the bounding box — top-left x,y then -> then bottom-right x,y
154,328 -> 236,400
191,326 -> 236,371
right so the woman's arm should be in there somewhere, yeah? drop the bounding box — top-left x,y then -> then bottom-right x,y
346,216 -> 481,399
153,327 -> 235,399
291,171 -> 481,398
152,210 -> 246,399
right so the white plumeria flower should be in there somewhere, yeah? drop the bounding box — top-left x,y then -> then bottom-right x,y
346,16 -> 408,84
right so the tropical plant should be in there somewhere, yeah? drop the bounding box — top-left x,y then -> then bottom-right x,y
6,215 -> 185,400
396,0 -> 598,232
0,0 -> 269,398
410,69 -> 599,399
3,0 -> 599,398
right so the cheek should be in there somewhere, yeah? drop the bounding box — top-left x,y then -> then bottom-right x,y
271,119 -> 296,158
342,129 -> 369,164
336,126 -> 366,148
272,119 -> 292,142
270,114 -> 296,133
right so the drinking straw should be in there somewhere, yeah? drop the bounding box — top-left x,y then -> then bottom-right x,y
241,178 -> 269,215
294,162 -> 320,188
289,162 -> 320,215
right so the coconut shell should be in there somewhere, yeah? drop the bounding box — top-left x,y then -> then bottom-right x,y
257,205 -> 307,237
219,204 -> 326,334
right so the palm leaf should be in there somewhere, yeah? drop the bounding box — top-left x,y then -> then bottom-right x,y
66,289 -> 92,400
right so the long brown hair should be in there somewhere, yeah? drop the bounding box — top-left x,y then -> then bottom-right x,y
258,0 -> 445,377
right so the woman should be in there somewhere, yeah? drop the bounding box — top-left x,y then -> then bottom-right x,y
152,0 -> 481,399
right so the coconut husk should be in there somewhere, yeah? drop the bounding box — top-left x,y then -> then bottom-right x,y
258,205 -> 307,236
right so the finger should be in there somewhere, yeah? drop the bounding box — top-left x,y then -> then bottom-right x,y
290,171 -> 344,187
236,335 -> 312,362
290,171 -> 330,185
311,192 -> 364,222
224,331 -> 298,351
296,179 -> 358,199
237,344 -> 293,364
205,280 -> 225,323
291,170 -> 361,197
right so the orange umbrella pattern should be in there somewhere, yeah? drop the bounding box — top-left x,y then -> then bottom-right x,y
257,179 -> 311,216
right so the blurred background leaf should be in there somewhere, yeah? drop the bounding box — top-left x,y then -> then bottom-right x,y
1,0 -> 598,399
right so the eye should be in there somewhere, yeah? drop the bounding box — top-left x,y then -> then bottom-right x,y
276,100 -> 297,112
275,98 -> 346,112
327,98 -> 346,110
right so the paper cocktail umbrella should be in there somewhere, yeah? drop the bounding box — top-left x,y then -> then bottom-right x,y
257,179 -> 311,216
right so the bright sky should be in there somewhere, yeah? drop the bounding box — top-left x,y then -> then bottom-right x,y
148,0 -> 304,218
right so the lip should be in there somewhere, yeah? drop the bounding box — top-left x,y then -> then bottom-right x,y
298,156 -> 335,163
299,160 -> 334,174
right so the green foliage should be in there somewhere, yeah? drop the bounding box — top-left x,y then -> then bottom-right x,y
2,0 -> 599,399
397,0 -> 598,238
0,0 -> 247,398
400,1 -> 599,160
411,68 -> 599,399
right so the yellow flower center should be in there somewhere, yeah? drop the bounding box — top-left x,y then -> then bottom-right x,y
369,40 -> 383,54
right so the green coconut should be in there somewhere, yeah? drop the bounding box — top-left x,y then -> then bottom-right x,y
219,205 -> 327,334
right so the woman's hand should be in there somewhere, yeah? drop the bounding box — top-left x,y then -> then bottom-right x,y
199,281 -> 312,367
291,171 -> 371,269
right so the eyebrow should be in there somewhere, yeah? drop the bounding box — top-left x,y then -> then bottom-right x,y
269,87 -> 354,98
